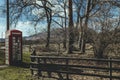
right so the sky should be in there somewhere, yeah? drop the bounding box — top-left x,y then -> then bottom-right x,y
0,0 -> 119,38
0,0 -> 6,38
0,0 -> 28,38
0,0 -> 68,38
0,0 -> 44,38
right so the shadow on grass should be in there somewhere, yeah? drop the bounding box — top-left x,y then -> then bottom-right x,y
12,62 -> 30,68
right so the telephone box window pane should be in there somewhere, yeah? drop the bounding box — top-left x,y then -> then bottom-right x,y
12,37 -> 15,39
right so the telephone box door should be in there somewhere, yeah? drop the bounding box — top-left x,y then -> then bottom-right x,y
5,30 -> 22,65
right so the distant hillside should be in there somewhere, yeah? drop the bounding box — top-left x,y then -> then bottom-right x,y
24,28 -> 66,43
25,32 -> 47,41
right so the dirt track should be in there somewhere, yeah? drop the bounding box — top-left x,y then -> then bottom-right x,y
0,65 -> 8,68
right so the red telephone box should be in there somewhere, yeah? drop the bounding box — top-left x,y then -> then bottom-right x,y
5,30 -> 22,65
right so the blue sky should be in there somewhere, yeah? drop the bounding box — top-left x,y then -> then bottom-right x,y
0,0 -> 65,38
0,0 -> 119,38
0,0 -> 6,38
0,0 -> 25,38
0,0 -> 43,38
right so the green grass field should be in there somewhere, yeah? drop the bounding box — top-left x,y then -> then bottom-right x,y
0,50 -> 32,80
0,67 -> 31,80
23,51 -> 31,63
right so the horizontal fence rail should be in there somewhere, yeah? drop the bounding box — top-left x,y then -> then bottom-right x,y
30,56 -> 120,80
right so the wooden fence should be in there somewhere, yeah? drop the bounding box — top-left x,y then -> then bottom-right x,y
30,56 -> 120,80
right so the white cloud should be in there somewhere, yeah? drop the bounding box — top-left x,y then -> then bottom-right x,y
13,21 -> 47,36
0,18 -> 6,38
13,21 -> 34,36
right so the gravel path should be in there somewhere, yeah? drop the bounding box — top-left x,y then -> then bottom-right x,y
0,65 -> 8,68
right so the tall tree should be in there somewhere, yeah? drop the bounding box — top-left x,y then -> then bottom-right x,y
89,1 -> 120,58
74,0 -> 102,53
52,0 -> 68,50
62,0 -> 67,50
41,0 -> 52,49
68,0 -> 74,53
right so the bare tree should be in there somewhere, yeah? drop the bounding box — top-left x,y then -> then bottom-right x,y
41,0 -> 52,49
67,0 -> 74,53
52,0 -> 68,50
89,2 -> 120,58
73,0 -> 102,53
62,0 -> 68,50
9,0 -> 52,49
74,0 -> 120,58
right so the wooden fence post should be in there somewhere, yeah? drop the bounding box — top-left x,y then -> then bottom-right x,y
109,58 -> 112,80
66,59 -> 69,80
37,58 -> 42,78
31,49 -> 36,62
30,55 -> 34,76
30,65 -> 34,75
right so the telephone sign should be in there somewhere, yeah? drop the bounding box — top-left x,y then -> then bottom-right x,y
5,30 -> 22,65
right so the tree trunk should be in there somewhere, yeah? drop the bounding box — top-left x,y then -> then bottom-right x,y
93,40 -> 108,58
78,18 -> 83,49
78,32 -> 82,49
80,36 -> 86,53
45,9 -> 52,50
80,0 -> 90,53
93,45 -> 104,58
63,2 -> 67,50
67,0 -> 74,53
80,19 -> 87,53
63,35 -> 67,49
46,21 -> 51,49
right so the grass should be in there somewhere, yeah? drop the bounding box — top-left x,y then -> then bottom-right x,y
0,50 -> 31,65
0,51 -> 32,80
0,66 -> 31,80
23,51 -> 31,63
